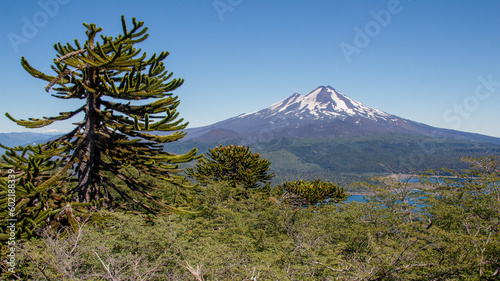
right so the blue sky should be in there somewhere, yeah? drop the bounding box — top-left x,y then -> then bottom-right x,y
1,0 -> 499,137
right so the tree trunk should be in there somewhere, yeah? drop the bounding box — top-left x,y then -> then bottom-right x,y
77,65 -> 100,203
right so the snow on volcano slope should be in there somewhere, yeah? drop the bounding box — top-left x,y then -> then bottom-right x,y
238,86 -> 394,122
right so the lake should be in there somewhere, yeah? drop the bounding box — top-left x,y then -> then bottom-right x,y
346,194 -> 368,203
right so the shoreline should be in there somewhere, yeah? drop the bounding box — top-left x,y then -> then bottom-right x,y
346,173 -> 433,196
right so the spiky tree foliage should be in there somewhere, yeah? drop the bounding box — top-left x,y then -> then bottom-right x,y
277,179 -> 349,207
2,16 -> 198,217
186,145 -> 274,188
0,144 -> 79,241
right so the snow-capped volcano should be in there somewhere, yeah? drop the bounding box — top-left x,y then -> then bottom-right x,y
179,85 -> 500,144
164,85 -> 500,182
238,86 -> 392,122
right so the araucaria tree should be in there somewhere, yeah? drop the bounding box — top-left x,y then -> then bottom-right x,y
2,17 -> 198,214
186,145 -> 274,188
278,179 -> 349,208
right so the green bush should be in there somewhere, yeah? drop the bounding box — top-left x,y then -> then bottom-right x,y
186,145 -> 275,188
275,179 -> 349,207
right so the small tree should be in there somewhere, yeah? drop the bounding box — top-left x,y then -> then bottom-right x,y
0,16 -> 198,221
186,145 -> 274,188
276,179 -> 349,208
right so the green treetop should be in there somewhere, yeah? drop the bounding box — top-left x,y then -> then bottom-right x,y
186,145 -> 275,189
277,179 -> 349,208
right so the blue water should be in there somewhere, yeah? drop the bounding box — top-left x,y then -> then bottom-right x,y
345,193 -> 424,205
346,194 -> 368,203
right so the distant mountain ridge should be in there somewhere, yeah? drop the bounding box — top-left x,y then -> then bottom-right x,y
0,132 -> 61,153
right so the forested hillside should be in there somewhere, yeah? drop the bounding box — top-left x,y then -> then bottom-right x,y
166,133 -> 500,186
8,156 -> 500,280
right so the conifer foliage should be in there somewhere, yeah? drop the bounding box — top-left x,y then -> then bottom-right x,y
186,145 -> 274,188
1,16 -> 198,225
278,179 -> 349,208
0,143 -> 98,241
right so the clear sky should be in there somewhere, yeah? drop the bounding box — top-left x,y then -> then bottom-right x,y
1,0 -> 499,137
